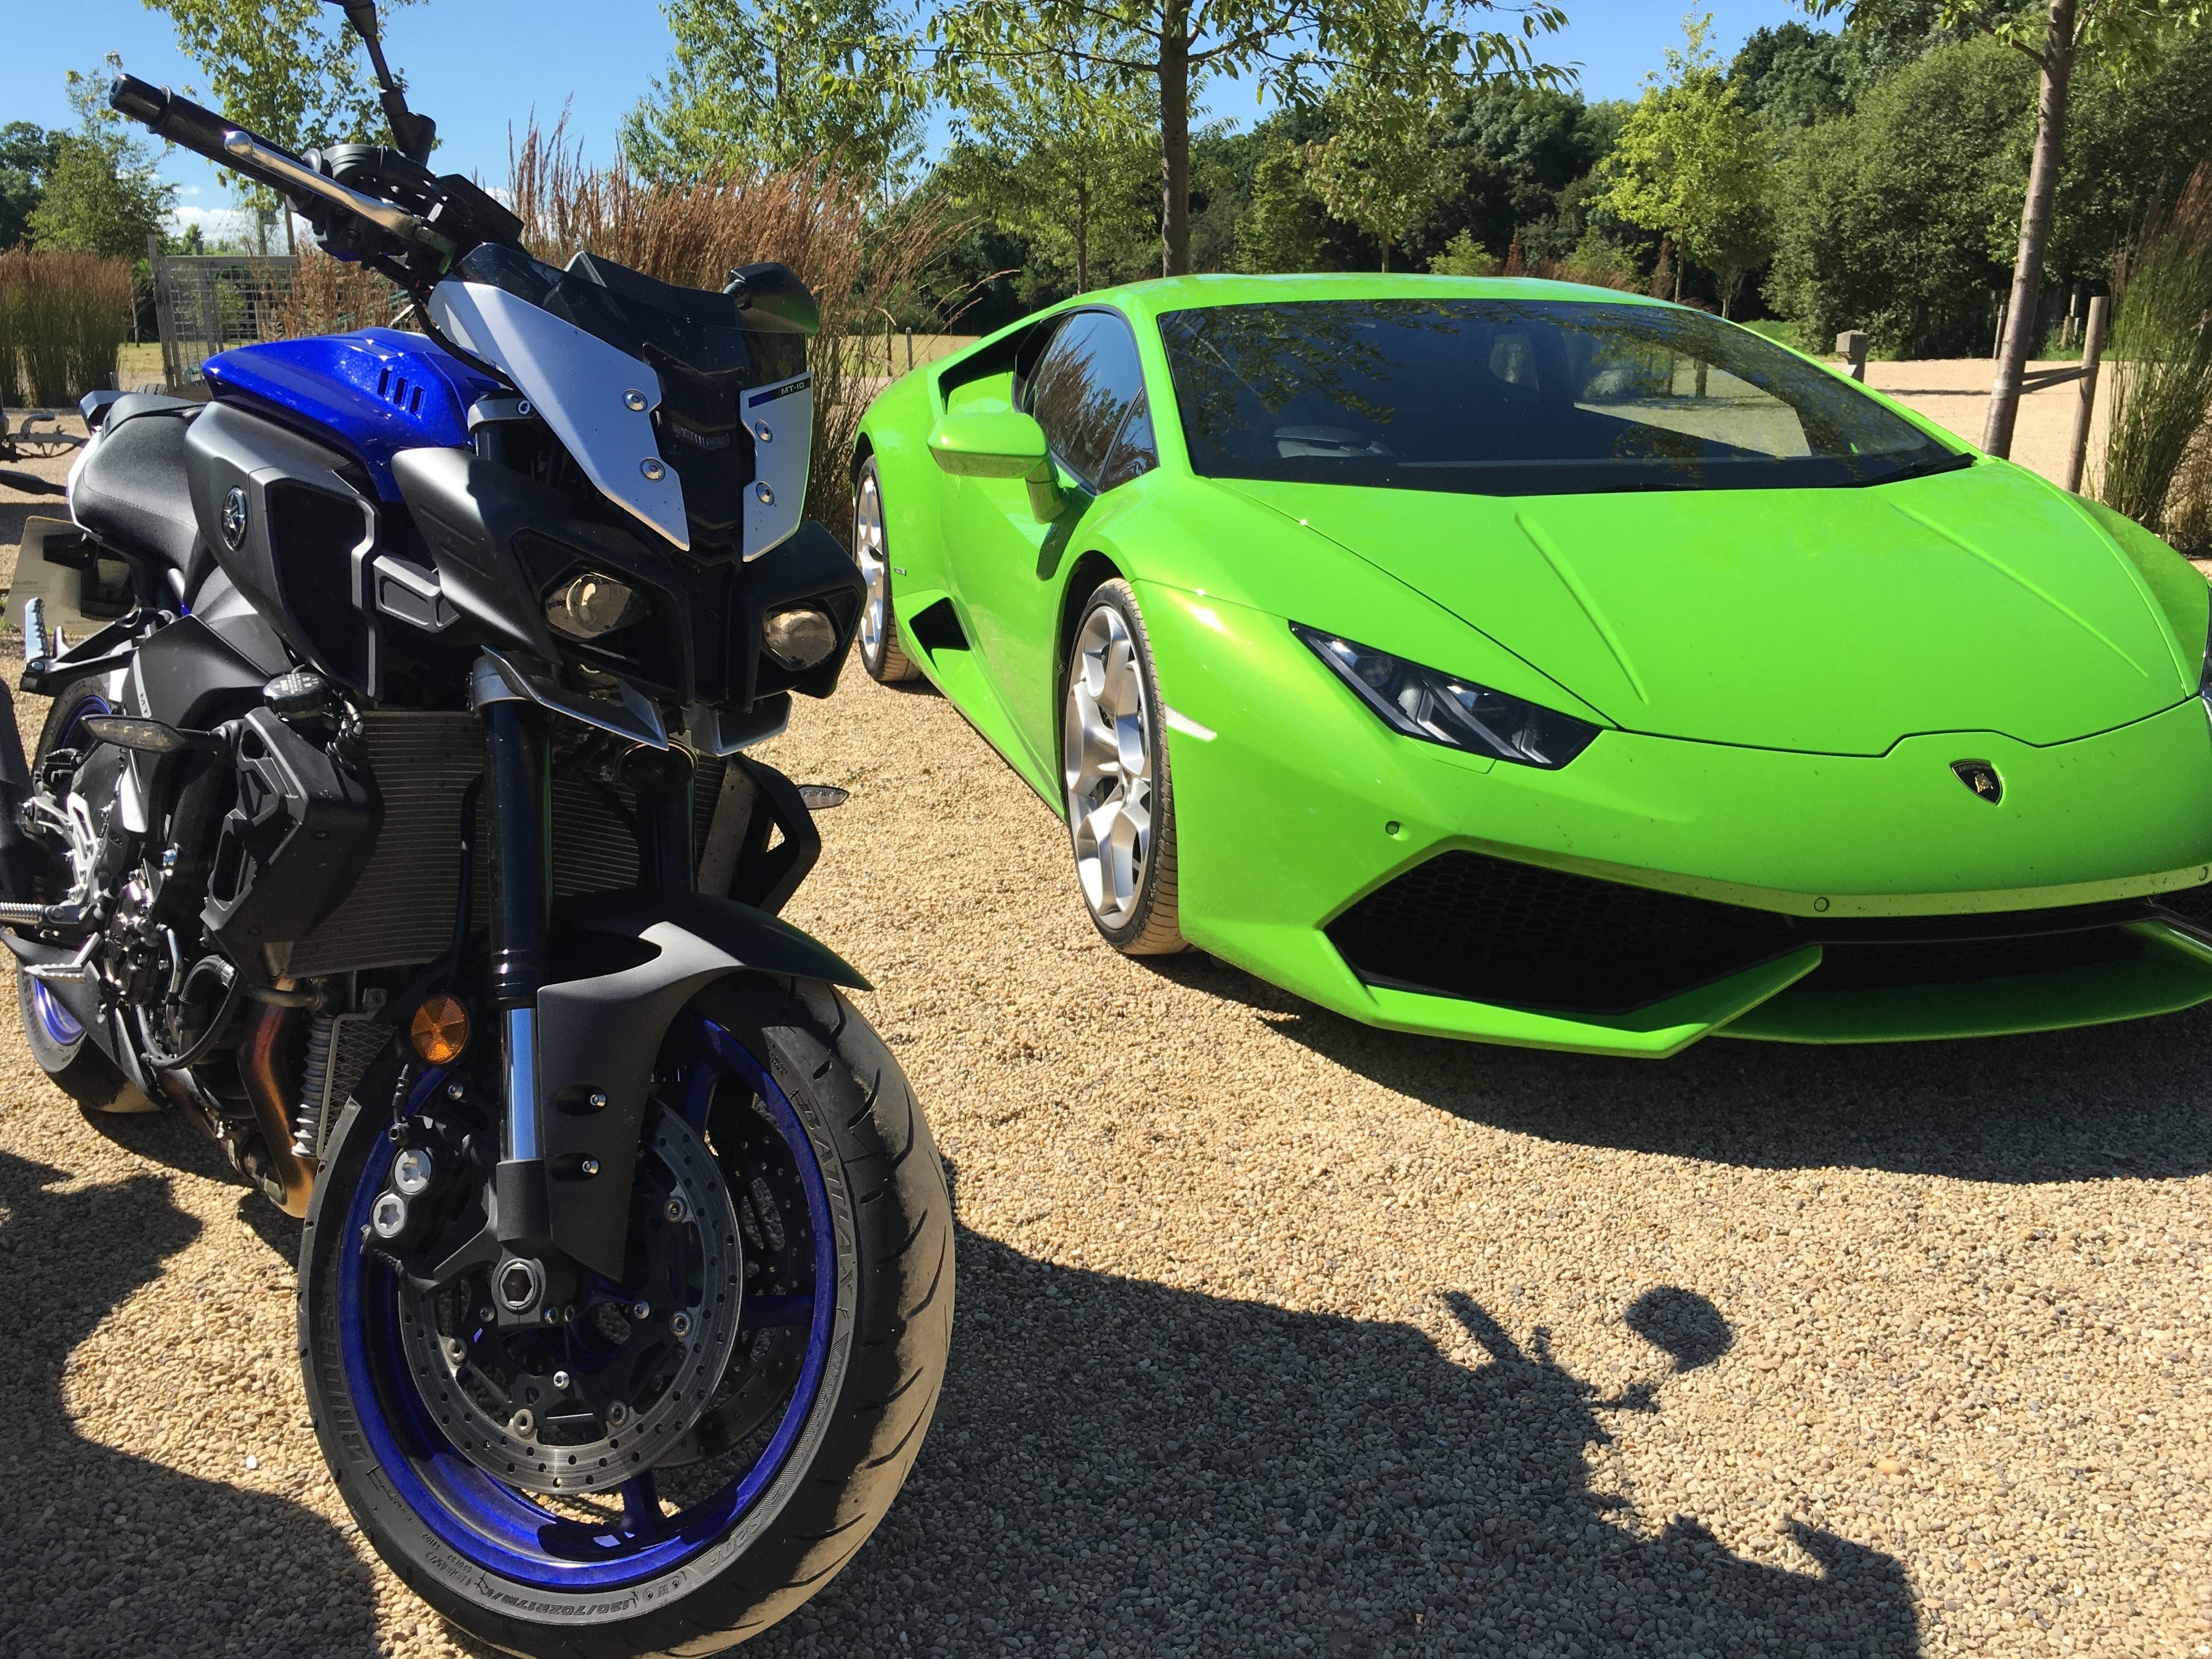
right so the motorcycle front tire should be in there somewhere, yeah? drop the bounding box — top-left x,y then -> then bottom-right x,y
298,974 -> 953,1656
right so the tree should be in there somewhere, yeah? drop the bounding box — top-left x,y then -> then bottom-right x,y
144,0 -> 415,247
0,125 -> 61,251
624,0 -> 930,188
1728,22 -> 1855,127
1301,72 -> 1449,272
27,60 -> 177,259
933,0 -> 1568,276
939,24 -> 1158,292
1807,0 -> 2212,456
1763,35 -> 2032,356
1596,15 -> 1774,315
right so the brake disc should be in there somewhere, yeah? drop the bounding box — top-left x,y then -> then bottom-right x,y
396,1104 -> 743,1494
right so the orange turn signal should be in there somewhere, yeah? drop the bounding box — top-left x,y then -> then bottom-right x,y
410,994 -> 471,1065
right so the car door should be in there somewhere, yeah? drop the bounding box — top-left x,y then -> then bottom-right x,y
940,308 -> 1159,779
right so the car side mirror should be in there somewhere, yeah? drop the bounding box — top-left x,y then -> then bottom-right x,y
927,411 -> 1065,523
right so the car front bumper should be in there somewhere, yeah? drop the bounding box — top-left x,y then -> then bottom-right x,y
1141,582 -> 2212,1057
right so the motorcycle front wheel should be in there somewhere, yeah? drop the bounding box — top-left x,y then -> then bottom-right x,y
300,974 -> 952,1657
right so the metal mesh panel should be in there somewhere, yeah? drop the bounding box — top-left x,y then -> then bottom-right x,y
149,252 -> 295,391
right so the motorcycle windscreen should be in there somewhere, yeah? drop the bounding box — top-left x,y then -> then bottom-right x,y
429,245 -> 812,560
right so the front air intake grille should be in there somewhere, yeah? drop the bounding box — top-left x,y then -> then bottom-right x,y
1327,850 -> 1795,1014
1801,928 -> 2145,992
1329,851 -> 2212,1017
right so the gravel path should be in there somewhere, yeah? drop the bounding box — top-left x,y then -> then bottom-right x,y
4,423 -> 2210,1658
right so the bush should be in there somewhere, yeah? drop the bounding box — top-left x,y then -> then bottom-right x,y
1429,231 -> 1500,276
2100,162 -> 2212,554
1764,35 -> 2032,358
0,245 -> 135,407
507,121 -> 964,532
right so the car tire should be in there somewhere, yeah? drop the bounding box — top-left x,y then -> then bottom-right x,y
852,456 -> 921,683
1062,579 -> 1186,956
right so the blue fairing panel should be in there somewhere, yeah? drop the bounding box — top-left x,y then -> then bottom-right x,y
202,328 -> 501,500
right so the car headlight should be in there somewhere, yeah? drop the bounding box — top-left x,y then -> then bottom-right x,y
1291,623 -> 1601,769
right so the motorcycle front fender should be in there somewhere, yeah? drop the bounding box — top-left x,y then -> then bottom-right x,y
533,888 -> 869,1280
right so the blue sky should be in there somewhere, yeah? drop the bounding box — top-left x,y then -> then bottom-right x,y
3,1 -> 1832,242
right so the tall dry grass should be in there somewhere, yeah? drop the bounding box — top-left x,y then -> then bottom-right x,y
2101,161 -> 2212,552
252,250 -> 404,338
0,248 -> 137,408
509,121 -> 967,533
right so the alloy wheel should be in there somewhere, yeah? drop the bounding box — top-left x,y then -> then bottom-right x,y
1063,603 -> 1155,929
853,471 -> 890,663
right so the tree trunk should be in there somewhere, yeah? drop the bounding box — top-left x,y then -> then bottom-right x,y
1075,186 -> 1091,294
1984,0 -> 2078,458
1380,234 -> 1391,274
1158,7 -> 1192,276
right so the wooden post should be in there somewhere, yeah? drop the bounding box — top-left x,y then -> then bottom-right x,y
905,328 -> 914,373
1835,330 -> 1869,382
2063,294 -> 2110,495
1992,296 -> 2008,360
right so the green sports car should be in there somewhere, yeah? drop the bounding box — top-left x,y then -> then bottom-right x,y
849,274 -> 2212,1056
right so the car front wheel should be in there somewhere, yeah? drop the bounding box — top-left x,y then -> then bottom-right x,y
1062,579 -> 1186,955
851,457 -> 921,682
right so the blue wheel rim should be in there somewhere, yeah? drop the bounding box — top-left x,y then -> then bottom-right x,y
29,692 -> 110,1048
337,1012 -> 837,1590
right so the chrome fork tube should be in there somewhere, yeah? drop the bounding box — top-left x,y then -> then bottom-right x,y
472,656 -> 552,1235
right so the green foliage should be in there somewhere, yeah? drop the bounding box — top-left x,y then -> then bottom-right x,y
1301,71 -> 1451,271
0,124 -> 62,252
144,0 -> 413,224
932,0 -> 1569,272
1763,34 -> 2032,355
1429,229 -> 1500,274
26,60 -> 178,260
1408,84 -> 1610,268
1595,14 -> 1774,314
939,22 -> 1158,291
2048,23 -> 2212,290
624,0 -> 929,186
1728,22 -> 1854,127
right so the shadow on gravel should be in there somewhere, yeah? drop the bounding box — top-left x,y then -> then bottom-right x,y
1148,953 -> 2212,1185
0,1146 -> 382,1659
754,1223 -> 1918,1659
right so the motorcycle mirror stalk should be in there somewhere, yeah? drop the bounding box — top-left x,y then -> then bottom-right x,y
324,0 -> 435,165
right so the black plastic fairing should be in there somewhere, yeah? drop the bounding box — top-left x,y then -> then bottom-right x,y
533,888 -> 867,1279
184,402 -> 377,690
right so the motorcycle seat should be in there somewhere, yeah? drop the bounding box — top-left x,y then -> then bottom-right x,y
71,398 -> 205,572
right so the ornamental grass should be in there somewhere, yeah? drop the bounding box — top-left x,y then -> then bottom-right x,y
2100,160 -> 2212,553
0,247 -> 137,408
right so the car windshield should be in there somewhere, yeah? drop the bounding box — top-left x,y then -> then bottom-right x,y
1157,298 -> 1967,496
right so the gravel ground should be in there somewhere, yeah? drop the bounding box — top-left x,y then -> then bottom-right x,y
4,419 -> 2211,1659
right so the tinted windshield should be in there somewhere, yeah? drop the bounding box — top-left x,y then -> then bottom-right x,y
1158,298 -> 1966,496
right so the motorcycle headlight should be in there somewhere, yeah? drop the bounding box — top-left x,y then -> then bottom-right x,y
762,604 -> 840,672
1291,623 -> 1601,769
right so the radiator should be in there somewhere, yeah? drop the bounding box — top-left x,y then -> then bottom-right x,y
271,712 -> 723,979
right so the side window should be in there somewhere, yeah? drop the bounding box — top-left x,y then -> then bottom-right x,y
1023,311 -> 1149,490
1097,391 -> 1159,492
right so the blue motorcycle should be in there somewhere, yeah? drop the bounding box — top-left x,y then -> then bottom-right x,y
2,7 -> 952,1651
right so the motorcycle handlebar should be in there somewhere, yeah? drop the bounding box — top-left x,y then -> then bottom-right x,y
109,74 -> 450,262
110,75 -> 306,199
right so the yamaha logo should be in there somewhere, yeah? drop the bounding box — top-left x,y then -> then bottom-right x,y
221,486 -> 249,549
1951,760 -> 2003,804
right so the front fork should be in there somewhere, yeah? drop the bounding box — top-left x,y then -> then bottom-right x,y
471,658 -> 695,1324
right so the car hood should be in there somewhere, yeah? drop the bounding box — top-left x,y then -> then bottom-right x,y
1223,464 -> 2202,754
